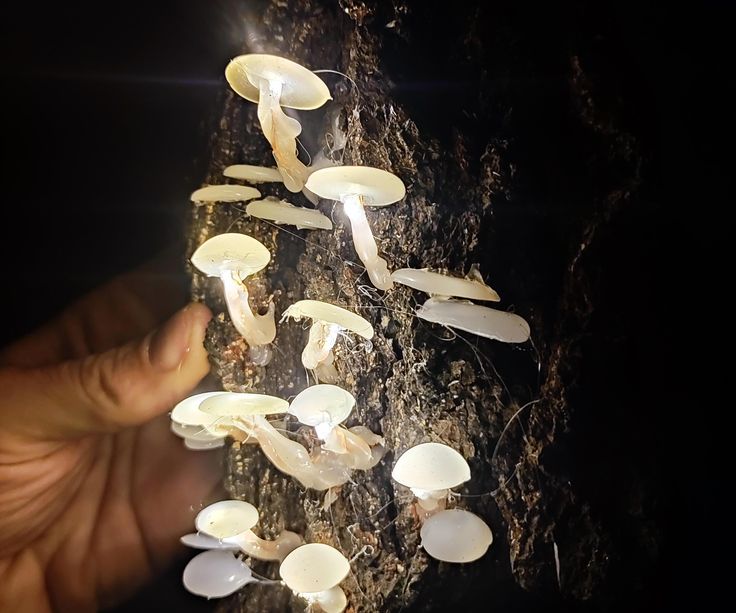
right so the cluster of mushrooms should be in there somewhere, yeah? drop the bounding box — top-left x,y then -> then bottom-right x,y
172,54 -> 529,610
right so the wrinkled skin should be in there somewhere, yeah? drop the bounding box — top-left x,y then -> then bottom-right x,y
0,264 -> 223,612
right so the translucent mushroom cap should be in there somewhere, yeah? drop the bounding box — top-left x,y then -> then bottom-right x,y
305,166 -> 406,207
195,500 -> 259,540
420,509 -> 493,563
279,543 -> 350,593
191,233 -> 271,278
223,164 -> 283,183
170,391 -> 235,436
246,197 -> 333,230
183,550 -> 255,598
225,54 -> 331,110
282,300 -> 374,340
391,442 -> 471,491
391,268 -> 500,302
289,384 -> 356,427
199,392 -> 288,418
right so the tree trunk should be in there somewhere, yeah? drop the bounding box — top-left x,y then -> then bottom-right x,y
188,1 -> 658,610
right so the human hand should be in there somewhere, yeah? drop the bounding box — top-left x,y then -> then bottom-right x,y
0,266 -> 221,612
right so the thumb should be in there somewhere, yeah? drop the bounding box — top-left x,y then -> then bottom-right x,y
0,303 -> 212,439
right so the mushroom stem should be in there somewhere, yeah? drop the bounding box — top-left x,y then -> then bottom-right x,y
302,321 -> 340,369
342,194 -> 393,290
411,488 -> 449,511
221,270 -> 275,364
256,78 -> 309,192
231,529 -> 303,563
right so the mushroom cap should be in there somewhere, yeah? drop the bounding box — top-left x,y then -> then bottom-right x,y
289,385 -> 355,427
391,268 -> 500,302
180,533 -> 240,550
225,54 -> 331,110
312,586 -> 348,613
195,500 -> 259,540
391,442 -> 471,491
171,392 -> 232,427
170,420 -> 225,442
420,509 -> 493,563
246,197 -> 333,230
199,392 -> 288,418
191,233 -> 270,278
282,300 -> 374,340
223,164 -> 283,183
279,543 -> 350,593
305,166 -> 406,207
183,550 -> 255,598
190,184 -> 261,203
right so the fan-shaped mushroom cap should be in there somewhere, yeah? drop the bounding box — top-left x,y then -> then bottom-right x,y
199,392 -> 288,419
246,197 -> 333,230
305,166 -> 405,206
289,385 -> 355,427
191,233 -> 270,278
190,184 -> 261,203
392,268 -> 500,302
416,298 -> 530,343
225,54 -> 331,110
223,164 -> 283,183
279,543 -> 350,593
183,550 -> 255,598
392,442 -> 471,491
195,500 -> 259,540
282,300 -> 373,340
171,392 -> 235,436
420,509 -> 493,563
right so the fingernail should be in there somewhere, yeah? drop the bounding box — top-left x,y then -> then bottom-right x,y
149,304 -> 211,371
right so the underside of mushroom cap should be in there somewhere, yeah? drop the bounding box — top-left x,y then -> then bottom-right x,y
191,233 -> 271,278
199,392 -> 288,418
183,550 -> 255,598
223,164 -> 283,183
195,500 -> 260,540
246,197 -> 333,230
392,442 -> 471,491
190,184 -> 261,203
279,543 -> 350,593
225,54 -> 331,110
282,300 -> 374,340
288,384 -> 355,427
392,268 -> 500,301
305,166 -> 406,206
420,509 -> 493,563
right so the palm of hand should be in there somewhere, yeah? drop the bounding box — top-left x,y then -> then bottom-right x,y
0,271 -> 220,611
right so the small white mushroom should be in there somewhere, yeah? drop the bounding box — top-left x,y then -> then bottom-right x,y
190,184 -> 261,204
391,267 -> 500,301
279,543 -> 350,612
170,421 -> 226,450
288,384 -> 355,439
199,392 -> 288,420
180,533 -> 240,550
195,500 -> 301,562
305,166 -> 406,290
246,197 -> 333,230
416,298 -> 530,343
223,164 -> 283,183
281,300 -> 373,382
391,442 -> 471,511
191,233 -> 276,363
182,550 -> 256,598
420,509 -> 493,563
226,54 -> 331,192
170,391 -> 239,439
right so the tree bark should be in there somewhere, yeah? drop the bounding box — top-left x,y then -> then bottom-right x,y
187,1 -> 654,611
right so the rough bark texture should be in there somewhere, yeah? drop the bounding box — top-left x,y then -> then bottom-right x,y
187,1 -> 659,611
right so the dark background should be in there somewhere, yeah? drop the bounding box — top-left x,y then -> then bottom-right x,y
0,0 -> 725,611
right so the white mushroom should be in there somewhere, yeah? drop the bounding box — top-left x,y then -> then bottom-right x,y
247,197 -> 333,230
391,268 -> 500,301
279,543 -> 350,612
182,550 -> 256,598
170,391 -> 239,440
191,233 -> 276,364
195,500 -> 301,562
170,421 -> 226,450
416,298 -> 530,343
305,166 -> 406,290
190,184 -> 261,204
391,442 -> 471,511
281,300 -> 373,382
225,54 -> 331,192
223,164 -> 283,183
288,384 -> 354,440
420,509 -> 493,563
180,533 -> 240,550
